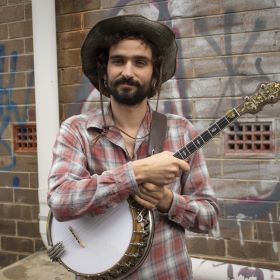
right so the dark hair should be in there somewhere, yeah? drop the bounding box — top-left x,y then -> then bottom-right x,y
96,32 -> 164,98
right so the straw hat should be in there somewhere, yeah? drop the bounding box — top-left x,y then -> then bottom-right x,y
81,14 -> 177,95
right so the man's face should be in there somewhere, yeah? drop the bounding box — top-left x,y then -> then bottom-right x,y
105,38 -> 154,106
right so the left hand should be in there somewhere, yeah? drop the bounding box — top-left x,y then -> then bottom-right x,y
132,183 -> 173,212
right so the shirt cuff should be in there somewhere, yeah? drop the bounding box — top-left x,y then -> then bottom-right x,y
113,161 -> 139,193
167,192 -> 198,226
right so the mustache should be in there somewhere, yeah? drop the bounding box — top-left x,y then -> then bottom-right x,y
113,77 -> 141,87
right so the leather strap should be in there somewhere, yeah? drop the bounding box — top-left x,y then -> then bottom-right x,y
148,111 -> 167,156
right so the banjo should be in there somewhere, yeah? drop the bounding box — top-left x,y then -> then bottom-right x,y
47,82 -> 280,279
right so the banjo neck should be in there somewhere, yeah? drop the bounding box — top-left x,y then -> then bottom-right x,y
173,108 -> 239,160
174,81 -> 280,160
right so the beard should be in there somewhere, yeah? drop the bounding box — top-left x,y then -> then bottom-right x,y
107,77 -> 153,106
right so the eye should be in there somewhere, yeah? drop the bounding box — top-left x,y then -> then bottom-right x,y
110,57 -> 124,65
135,59 -> 147,67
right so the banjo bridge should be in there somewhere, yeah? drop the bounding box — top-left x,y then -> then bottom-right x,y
68,226 -> 85,248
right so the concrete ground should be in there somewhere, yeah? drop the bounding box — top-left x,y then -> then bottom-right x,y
0,250 -> 73,280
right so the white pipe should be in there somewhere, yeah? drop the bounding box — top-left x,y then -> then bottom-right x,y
31,0 -> 59,247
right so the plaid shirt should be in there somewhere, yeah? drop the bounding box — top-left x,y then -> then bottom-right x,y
48,102 -> 219,280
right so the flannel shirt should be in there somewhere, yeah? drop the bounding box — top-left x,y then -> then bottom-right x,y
48,102 -> 219,280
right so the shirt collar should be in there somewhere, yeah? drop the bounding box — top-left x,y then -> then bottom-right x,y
86,101 -> 153,139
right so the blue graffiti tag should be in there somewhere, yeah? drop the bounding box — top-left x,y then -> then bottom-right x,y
0,44 -> 34,172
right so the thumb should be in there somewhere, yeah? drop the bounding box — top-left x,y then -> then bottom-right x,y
176,158 -> 190,172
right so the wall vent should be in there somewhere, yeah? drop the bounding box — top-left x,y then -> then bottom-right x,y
225,122 -> 273,154
13,124 -> 37,153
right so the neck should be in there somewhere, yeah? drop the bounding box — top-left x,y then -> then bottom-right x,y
110,98 -> 148,134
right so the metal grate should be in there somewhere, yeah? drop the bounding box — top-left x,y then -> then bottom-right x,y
225,122 -> 273,153
13,124 -> 37,153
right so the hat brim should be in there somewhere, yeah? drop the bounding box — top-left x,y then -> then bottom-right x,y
81,14 -> 177,92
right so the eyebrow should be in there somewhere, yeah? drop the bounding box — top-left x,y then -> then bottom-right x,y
109,54 -> 152,61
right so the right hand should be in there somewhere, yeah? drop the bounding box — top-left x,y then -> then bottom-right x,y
132,151 -> 189,186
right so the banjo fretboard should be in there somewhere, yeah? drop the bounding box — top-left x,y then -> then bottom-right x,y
173,108 -> 240,160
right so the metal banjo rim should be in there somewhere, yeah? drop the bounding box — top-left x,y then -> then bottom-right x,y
46,198 -> 154,279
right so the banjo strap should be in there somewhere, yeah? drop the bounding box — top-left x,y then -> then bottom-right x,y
148,111 -> 167,156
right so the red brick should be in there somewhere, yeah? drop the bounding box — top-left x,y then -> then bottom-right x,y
0,0 -> 7,6
187,236 -> 226,257
0,252 -> 17,267
0,39 -> 24,55
8,0 -> 23,4
0,204 -> 34,220
24,2 -> 31,19
221,0 -> 276,13
31,205 -> 39,220
14,54 -> 33,71
0,172 -> 29,188
27,104 -> 36,122
56,0 -> 100,14
227,239 -> 279,261
8,88 -> 35,105
0,219 -> 16,235
57,49 -> 81,67
60,66 -> 83,86
61,102 -> 84,120
59,84 -> 88,104
218,219 -> 254,240
0,5 -> 24,24
59,30 -> 87,50
254,221 -> 280,242
0,140 -> 13,156
56,13 -> 82,33
14,188 -> 39,205
0,72 -> 26,88
0,187 -> 13,202
18,221 -> 40,238
34,238 -> 44,251
2,236 -> 33,253
0,23 -> 8,40
84,10 -> 107,29
24,37 -> 33,53
29,173 -> 38,189
8,20 -> 32,39
12,156 -> 38,172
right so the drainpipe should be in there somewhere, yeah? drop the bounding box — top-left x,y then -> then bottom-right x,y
31,0 -> 59,246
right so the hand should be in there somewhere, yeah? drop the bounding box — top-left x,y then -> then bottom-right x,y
133,183 -> 173,212
132,151 -> 189,186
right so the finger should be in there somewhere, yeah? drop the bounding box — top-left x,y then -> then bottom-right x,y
132,195 -> 156,209
176,158 -> 190,172
142,183 -> 162,192
137,191 -> 160,204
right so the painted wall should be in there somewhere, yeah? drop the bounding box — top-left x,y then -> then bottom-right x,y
56,0 -> 280,271
0,0 -> 43,268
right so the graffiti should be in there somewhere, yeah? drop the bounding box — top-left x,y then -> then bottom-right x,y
192,258 -> 280,280
78,1 -> 280,266
194,14 -> 270,118
0,44 -> 34,176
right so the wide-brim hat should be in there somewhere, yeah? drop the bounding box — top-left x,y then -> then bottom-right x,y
81,14 -> 177,93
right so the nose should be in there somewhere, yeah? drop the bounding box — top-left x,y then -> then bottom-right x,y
121,61 -> 133,79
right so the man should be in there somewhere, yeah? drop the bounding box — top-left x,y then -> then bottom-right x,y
48,15 -> 219,279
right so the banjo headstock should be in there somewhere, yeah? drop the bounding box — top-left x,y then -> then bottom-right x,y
236,81 -> 280,116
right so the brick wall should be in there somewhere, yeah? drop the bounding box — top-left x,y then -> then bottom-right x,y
55,0 -> 280,271
0,0 -> 279,272
0,0 -> 43,268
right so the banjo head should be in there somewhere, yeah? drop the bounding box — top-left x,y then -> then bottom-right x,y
47,199 -> 154,279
